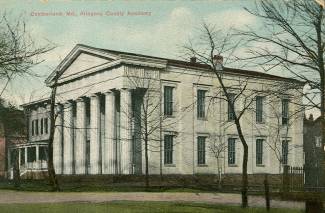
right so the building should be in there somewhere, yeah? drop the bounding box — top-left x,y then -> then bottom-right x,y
303,115 -> 324,187
0,102 -> 27,178
15,44 -> 304,177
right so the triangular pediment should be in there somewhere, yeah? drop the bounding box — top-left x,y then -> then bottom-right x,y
46,44 -> 119,85
60,52 -> 112,80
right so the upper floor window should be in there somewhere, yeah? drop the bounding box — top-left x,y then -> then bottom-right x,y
282,140 -> 289,165
31,120 -> 34,136
197,136 -> 206,165
282,99 -> 289,125
197,90 -> 206,119
35,119 -> 39,135
44,118 -> 49,134
228,93 -> 236,121
164,86 -> 174,116
256,139 -> 264,165
228,138 -> 236,165
40,118 -> 44,135
256,96 -> 264,123
164,135 -> 174,164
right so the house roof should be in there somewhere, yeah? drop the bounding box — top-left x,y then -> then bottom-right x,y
75,44 -> 305,85
46,44 -> 305,85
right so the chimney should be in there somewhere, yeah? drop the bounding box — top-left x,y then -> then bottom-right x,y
213,55 -> 223,70
308,114 -> 314,121
190,56 -> 196,63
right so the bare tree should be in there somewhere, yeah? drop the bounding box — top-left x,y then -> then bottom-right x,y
208,133 -> 227,189
0,13 -> 55,97
122,68 -> 180,188
47,73 -> 60,191
183,23 -> 264,208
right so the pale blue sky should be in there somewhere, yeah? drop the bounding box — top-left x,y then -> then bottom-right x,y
1,0 -> 259,105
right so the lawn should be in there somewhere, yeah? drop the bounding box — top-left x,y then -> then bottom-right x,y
0,202 -> 303,213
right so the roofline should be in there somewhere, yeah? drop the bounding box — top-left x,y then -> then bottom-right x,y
45,43 -> 305,86
21,98 -> 51,108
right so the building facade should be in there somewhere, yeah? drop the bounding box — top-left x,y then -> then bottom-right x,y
18,44 -> 305,176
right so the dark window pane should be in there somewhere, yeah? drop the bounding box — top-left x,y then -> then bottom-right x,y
282,99 -> 289,125
41,118 -> 44,135
256,139 -> 263,165
35,119 -> 39,135
256,96 -> 264,123
45,118 -> 48,134
164,86 -> 173,116
164,135 -> 173,164
27,147 -> 36,162
39,146 -> 48,161
228,93 -> 236,121
228,138 -> 236,165
197,90 -> 206,119
197,136 -> 206,164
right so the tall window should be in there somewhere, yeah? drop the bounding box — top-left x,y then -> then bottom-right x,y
282,140 -> 289,165
35,119 -> 39,135
197,90 -> 206,119
228,138 -> 236,165
44,118 -> 48,134
256,139 -> 264,165
256,96 -> 264,123
282,99 -> 289,125
228,93 -> 236,121
164,86 -> 173,116
39,146 -> 48,161
197,136 -> 206,165
40,118 -> 44,135
31,120 -> 34,136
164,135 -> 173,164
27,147 -> 36,162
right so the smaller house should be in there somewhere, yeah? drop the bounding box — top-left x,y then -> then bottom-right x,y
303,114 -> 324,187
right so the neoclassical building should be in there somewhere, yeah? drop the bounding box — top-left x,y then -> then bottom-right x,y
15,44 -> 305,177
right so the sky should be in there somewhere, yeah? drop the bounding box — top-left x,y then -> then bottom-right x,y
0,0 -> 259,105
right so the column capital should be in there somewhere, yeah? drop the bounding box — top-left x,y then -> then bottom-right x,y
104,90 -> 114,95
89,93 -> 100,99
76,97 -> 86,102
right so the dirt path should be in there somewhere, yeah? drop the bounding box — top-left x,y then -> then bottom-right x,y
0,190 -> 304,209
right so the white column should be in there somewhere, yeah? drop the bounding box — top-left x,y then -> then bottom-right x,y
63,101 -> 73,174
36,145 -> 39,169
75,98 -> 87,174
24,147 -> 27,167
90,94 -> 101,174
53,104 -> 63,174
120,88 -> 132,174
104,90 -> 116,174
18,148 -> 21,170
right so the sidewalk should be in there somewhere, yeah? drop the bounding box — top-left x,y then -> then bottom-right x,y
0,190 -> 304,209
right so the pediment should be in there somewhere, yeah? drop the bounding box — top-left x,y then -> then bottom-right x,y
59,52 -> 113,80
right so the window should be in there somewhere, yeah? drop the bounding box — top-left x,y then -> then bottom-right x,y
164,86 -> 173,116
228,93 -> 236,121
256,139 -> 264,165
282,140 -> 289,165
228,138 -> 236,165
40,118 -> 44,135
39,146 -> 48,161
197,136 -> 206,165
164,135 -> 173,164
35,119 -> 39,135
31,120 -> 34,136
20,148 -> 25,166
282,99 -> 289,125
27,147 -> 36,162
197,90 -> 206,119
44,118 -> 48,134
256,96 -> 264,123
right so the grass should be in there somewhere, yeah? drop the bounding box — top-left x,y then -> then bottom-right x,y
0,202 -> 304,213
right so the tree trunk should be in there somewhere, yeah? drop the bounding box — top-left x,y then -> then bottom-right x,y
47,85 -> 60,191
145,134 -> 149,188
236,120 -> 249,208
13,150 -> 20,188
